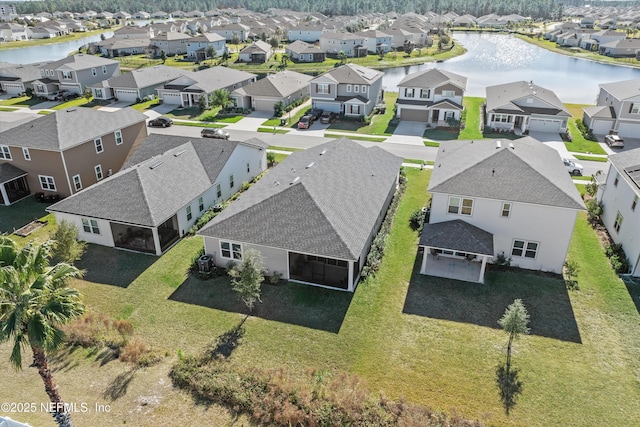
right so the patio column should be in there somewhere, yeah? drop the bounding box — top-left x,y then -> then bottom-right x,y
0,184 -> 8,206
348,261 -> 354,292
420,247 -> 428,274
152,228 -> 162,256
479,255 -> 488,284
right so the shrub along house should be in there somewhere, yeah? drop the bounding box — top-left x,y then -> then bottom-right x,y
198,138 -> 403,291
47,135 -> 267,255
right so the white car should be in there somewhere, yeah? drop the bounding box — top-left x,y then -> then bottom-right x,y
563,158 -> 584,176
605,134 -> 624,148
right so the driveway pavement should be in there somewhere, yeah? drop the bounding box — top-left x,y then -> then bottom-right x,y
389,120 -> 427,146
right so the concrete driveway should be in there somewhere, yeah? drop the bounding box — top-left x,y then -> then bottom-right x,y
389,120 -> 426,146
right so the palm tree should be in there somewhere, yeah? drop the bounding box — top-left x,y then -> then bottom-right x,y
208,88 -> 234,112
0,237 -> 85,427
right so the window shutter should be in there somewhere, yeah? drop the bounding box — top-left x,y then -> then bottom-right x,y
328,85 -> 331,94
315,83 -> 318,93
630,103 -> 634,114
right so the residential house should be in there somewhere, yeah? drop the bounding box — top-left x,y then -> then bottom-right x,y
285,40 -> 326,62
0,62 -> 49,95
47,135 -> 268,255
597,148 -> 640,276
31,54 -> 120,98
114,11 -> 132,20
287,24 -> 333,42
186,32 -> 227,60
579,29 -> 626,51
150,32 -> 191,56
555,29 -> 596,47
132,11 -> 151,20
599,38 -> 640,57
0,23 -> 29,41
383,27 -> 423,49
171,11 -> 186,19
309,63 -> 384,117
452,14 -> 477,27
355,30 -> 393,54
485,81 -> 571,134
90,65 -> 186,102
0,108 -> 147,202
419,137 -> 585,283
238,40 -> 273,63
95,37 -> 151,57
186,10 -> 205,18
28,25 -> 61,39
580,17 -> 595,29
583,78 -> 640,137
231,70 -> 313,112
112,25 -> 154,39
157,66 -> 256,108
198,138 -> 403,291
151,11 -> 169,19
395,68 -> 467,126
319,32 -> 368,57
209,23 -> 250,41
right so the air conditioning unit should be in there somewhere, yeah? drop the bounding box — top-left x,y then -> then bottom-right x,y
197,254 -> 214,273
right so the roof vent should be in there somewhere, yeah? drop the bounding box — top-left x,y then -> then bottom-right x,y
496,140 -> 502,149
66,108 -> 76,112
508,143 -> 515,150
174,149 -> 186,157
150,161 -> 164,169
290,176 -> 300,185
320,149 -> 327,155
306,161 -> 315,169
274,181 -> 280,186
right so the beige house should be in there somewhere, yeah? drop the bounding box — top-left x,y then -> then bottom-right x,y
0,108 -> 147,204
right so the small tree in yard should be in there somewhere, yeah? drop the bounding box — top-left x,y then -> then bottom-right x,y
496,299 -> 530,415
209,88 -> 233,112
51,219 -> 86,265
228,249 -> 265,313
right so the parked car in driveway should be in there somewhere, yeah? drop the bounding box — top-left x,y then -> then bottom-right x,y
605,134 -> 624,148
148,117 -> 173,127
201,128 -> 230,139
298,115 -> 314,129
309,109 -> 323,121
320,111 -> 337,124
563,158 -> 584,176
45,91 -> 63,101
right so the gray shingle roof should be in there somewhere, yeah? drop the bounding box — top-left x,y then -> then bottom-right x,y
428,137 -> 585,210
47,137 -> 247,227
234,70 -> 313,98
600,78 -> 640,101
0,107 -> 147,151
583,105 -> 616,119
46,54 -> 118,71
165,66 -> 256,93
419,219 -> 494,255
609,148 -> 640,196
485,81 -> 570,117
198,138 -> 403,260
0,163 -> 27,185
314,63 -> 383,85
90,65 -> 185,90
397,68 -> 467,90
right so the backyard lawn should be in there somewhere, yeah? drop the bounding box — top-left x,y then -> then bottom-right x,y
1,169 -> 640,426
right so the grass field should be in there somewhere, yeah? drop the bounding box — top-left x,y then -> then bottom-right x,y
1,169 -> 639,427
459,97 -> 484,140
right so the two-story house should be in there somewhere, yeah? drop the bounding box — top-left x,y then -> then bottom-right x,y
309,63 -> 384,117
209,23 -> 250,42
186,32 -> 227,61
0,62 -> 49,96
485,81 -> 571,134
319,32 -> 368,57
150,32 -> 192,56
287,25 -> 334,43
0,108 -> 147,203
583,78 -> 640,137
419,137 -> 585,283
597,148 -> 640,276
47,135 -> 268,255
395,68 -> 467,126
32,54 -> 120,98
354,30 -> 393,54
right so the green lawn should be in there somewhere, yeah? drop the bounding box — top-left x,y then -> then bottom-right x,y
131,98 -> 160,111
268,145 -> 302,152
459,97 -> 484,140
258,127 -> 290,134
573,154 -> 609,162
565,118 -> 607,154
0,106 -> 18,111
2,170 -> 640,426
324,133 -> 386,142
51,96 -> 92,110
173,120 -> 226,128
0,96 -> 43,107
0,197 -> 52,236
326,92 -> 398,136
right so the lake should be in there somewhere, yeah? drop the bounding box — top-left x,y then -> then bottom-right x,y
0,32 -> 113,64
382,32 -> 640,104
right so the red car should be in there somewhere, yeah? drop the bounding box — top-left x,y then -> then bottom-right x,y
298,115 -> 314,129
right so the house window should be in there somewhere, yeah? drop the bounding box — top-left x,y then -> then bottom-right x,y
81,218 -> 100,234
631,103 -> 640,114
95,165 -> 103,180
445,111 -> 455,120
114,130 -> 123,145
354,85 -> 360,93
216,183 -> 222,198
492,114 -> 512,123
102,65 -> 107,74
72,174 -> 82,191
632,195 -> 638,212
448,196 -> 473,215
0,145 -> 11,160
91,68 -> 97,76
501,202 -> 511,217
349,105 -> 361,115
45,69 -> 50,76
614,211 -> 623,233
61,70 -> 72,80
614,172 -> 619,187
317,83 -> 329,94
511,240 -> 539,258
198,197 -> 204,212
23,147 -> 30,161
361,85 -> 366,93
220,241 -> 242,260
39,175 -> 56,191
420,89 -> 430,99
94,138 -> 103,153
442,90 -> 455,97
347,84 -> 352,92
229,174 -> 234,189
246,162 -> 250,173
95,88 -> 103,98
186,205 -> 192,221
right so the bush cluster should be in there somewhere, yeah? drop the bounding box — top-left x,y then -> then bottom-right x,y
170,357 -> 484,427
409,208 -> 426,231
604,243 -> 630,274
574,119 -> 596,141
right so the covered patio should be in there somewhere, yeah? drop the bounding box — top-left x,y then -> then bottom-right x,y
0,163 -> 30,206
289,252 -> 355,290
418,219 -> 494,283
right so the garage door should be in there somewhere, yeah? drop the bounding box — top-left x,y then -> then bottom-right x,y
161,92 -> 182,105
400,108 -> 429,122
616,123 -> 640,138
252,98 -> 278,112
590,119 -> 613,135
115,89 -> 139,102
314,101 -> 340,113
528,118 -> 562,132
2,84 -> 23,95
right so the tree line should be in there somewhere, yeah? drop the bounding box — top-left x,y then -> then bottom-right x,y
13,0 -> 566,20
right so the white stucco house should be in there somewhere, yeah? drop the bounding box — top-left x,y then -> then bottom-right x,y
47,135 -> 268,255
198,138 -> 403,291
419,137 -> 585,283
597,148 -> 640,276
583,78 -> 640,138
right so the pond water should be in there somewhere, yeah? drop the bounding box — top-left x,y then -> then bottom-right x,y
382,32 -> 640,104
0,32 -> 113,64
